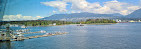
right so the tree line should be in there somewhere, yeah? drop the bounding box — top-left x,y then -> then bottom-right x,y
0,19 -> 117,26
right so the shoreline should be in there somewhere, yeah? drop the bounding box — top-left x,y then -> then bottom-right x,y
27,23 -> 118,27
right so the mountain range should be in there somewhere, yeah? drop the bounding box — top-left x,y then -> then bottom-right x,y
40,8 -> 141,21
126,8 -> 141,18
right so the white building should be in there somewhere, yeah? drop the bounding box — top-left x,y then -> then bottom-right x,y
139,20 -> 141,22
116,19 -> 122,22
53,23 -> 56,26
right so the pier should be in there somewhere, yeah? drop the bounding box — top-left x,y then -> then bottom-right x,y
10,32 -> 68,41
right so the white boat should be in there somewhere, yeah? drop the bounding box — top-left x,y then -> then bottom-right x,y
14,25 -> 19,27
45,33 -> 49,35
17,32 -> 24,37
40,30 -> 46,33
21,25 -> 26,28
16,29 -> 30,32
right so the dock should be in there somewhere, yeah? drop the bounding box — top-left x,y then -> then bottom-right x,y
10,32 -> 68,41
21,32 -> 42,34
0,24 -> 68,41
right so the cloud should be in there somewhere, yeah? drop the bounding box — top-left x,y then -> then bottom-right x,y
63,0 -> 102,13
36,16 -> 44,18
66,0 -> 140,15
42,0 -> 141,15
100,0 -> 140,15
71,11 -> 76,13
3,14 -> 44,21
41,1 -> 68,12
71,10 -> 81,13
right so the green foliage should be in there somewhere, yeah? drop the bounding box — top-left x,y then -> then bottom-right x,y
0,19 -> 117,26
85,19 -> 117,24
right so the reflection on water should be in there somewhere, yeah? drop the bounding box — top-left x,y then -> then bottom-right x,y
0,41 -> 12,49
0,41 -> 24,49
0,23 -> 141,49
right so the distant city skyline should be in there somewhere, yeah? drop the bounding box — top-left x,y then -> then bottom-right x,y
1,0 -> 141,21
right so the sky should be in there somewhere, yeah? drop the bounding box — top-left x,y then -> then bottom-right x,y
2,0 -> 141,21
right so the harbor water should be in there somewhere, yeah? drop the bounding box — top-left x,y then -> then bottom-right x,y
0,22 -> 141,49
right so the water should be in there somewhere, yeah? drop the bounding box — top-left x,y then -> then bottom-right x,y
0,23 -> 141,49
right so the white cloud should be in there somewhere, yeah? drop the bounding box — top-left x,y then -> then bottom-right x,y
71,11 -> 75,13
100,0 -> 140,15
3,14 -> 44,21
42,0 -> 141,15
71,10 -> 81,13
36,16 -> 44,18
63,0 -> 101,11
41,1 -> 68,12
120,10 -> 128,15
128,6 -> 140,11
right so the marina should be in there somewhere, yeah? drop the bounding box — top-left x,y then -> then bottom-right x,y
0,24 -> 68,41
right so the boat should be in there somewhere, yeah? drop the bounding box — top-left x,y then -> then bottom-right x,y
40,30 -> 46,33
77,23 -> 84,26
21,25 -> 26,28
16,29 -> 30,32
14,25 -> 19,27
0,24 -> 68,41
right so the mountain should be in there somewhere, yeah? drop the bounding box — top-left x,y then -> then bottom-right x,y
126,8 -> 141,19
40,12 -> 123,21
111,13 -> 123,16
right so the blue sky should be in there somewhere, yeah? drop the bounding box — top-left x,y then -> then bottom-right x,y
5,0 -> 53,17
2,0 -> 141,21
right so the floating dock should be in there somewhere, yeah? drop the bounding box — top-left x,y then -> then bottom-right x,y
10,32 -> 68,41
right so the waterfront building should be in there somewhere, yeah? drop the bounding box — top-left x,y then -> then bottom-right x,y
116,19 -> 122,22
53,23 -> 56,26
139,20 -> 141,22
